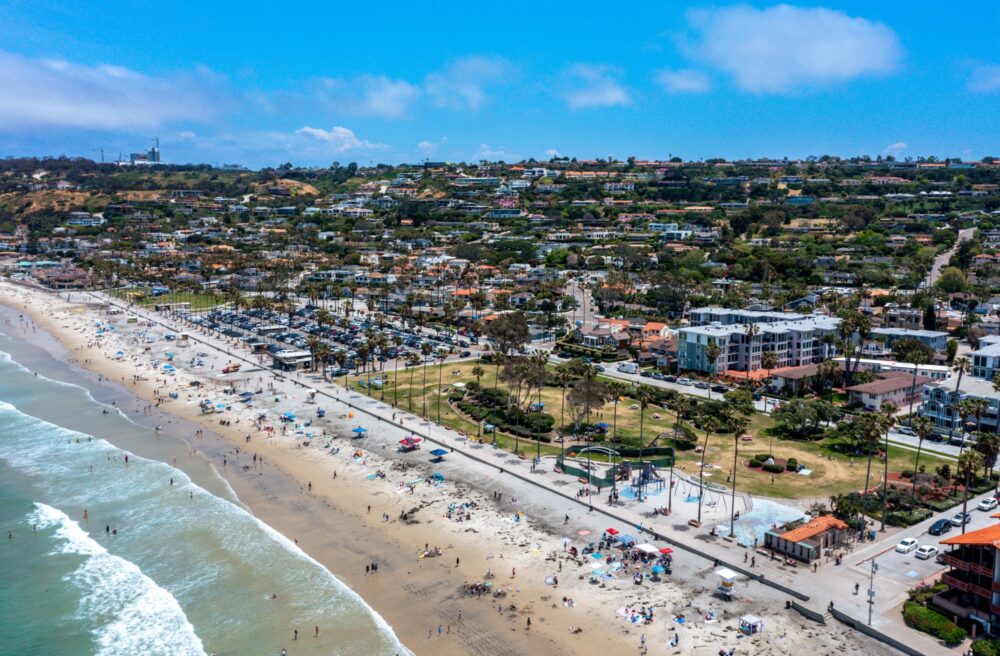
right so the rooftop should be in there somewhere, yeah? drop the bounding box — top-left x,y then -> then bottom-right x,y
941,522 -> 1000,547
779,515 -> 848,543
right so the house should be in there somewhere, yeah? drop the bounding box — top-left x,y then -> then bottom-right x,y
769,364 -> 820,396
846,371 -> 930,412
935,522 -> 1000,636
764,515 -> 848,563
920,375 -> 1000,435
971,336 -> 1000,382
871,328 -> 949,353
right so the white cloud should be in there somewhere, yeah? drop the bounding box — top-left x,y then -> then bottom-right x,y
655,69 -> 711,94
683,5 -> 902,93
294,126 -> 382,153
310,75 -> 419,119
544,149 -> 561,158
968,64 -> 1000,93
417,136 -> 448,156
475,143 -> 514,161
424,56 -> 512,111
0,50 -> 222,131
563,64 -> 630,109
882,141 -> 907,157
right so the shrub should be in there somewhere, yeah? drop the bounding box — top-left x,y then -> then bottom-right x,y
785,458 -> 799,472
753,453 -> 770,463
902,602 -> 966,646
762,462 -> 785,474
900,470 -> 913,479
748,460 -> 762,468
971,639 -> 1000,656
886,508 -> 932,527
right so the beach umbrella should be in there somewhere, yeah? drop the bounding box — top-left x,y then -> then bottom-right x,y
352,426 -> 368,434
606,528 -> 619,536
429,448 -> 449,461
659,547 -> 673,555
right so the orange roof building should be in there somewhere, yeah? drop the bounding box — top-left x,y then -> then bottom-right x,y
935,521 -> 1000,633
764,515 -> 848,563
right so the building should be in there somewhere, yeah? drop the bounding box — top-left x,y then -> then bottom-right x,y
764,515 -> 848,563
677,315 -> 840,375
971,336 -> 1000,382
936,523 -> 1000,636
920,375 -> 1000,435
846,371 -> 930,412
882,306 -> 925,330
871,327 -> 949,353
832,357 -> 950,381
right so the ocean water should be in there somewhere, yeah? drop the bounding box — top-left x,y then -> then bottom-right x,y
0,349 -> 409,656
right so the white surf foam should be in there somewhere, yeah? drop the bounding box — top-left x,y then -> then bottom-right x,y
29,502 -> 208,656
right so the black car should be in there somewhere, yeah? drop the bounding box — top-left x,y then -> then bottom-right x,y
711,384 -> 728,394
928,518 -> 952,536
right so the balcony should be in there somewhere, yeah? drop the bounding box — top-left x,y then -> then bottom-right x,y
941,552 -> 995,578
943,572 -> 992,599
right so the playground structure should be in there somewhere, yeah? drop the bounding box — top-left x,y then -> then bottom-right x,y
554,444 -> 674,493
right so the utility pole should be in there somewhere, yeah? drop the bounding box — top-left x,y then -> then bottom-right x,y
867,559 -> 879,625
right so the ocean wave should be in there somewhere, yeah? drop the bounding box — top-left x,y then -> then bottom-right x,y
29,503 -> 208,656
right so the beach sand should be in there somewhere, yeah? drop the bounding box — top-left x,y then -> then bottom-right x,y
0,281 -> 899,656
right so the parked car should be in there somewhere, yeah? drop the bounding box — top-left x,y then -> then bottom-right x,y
677,378 -> 691,386
950,512 -> 972,527
915,545 -> 939,560
978,498 -> 999,512
459,351 -> 472,358
928,519 -> 952,536
664,376 -> 677,383
895,538 -> 919,553
694,381 -> 710,389
896,425 -> 916,436
711,384 -> 727,393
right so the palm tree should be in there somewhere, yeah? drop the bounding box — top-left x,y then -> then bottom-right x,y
946,357 -> 972,446
761,349 -> 779,407
332,351 -> 347,389
406,353 -> 420,412
557,362 -> 575,441
958,450 -> 985,535
436,352 -> 447,424
878,402 -> 897,532
306,335 -> 321,372
391,335 -> 404,406
743,322 -> 759,389
729,415 -> 751,538
315,343 -> 331,379
705,340 -> 722,400
420,342 -> 434,417
856,413 -> 883,501
910,416 -> 934,499
974,431 -> 1000,480
696,415 -> 719,526
635,387 -> 653,502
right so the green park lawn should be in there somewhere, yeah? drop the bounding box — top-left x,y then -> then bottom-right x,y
346,359 -> 955,500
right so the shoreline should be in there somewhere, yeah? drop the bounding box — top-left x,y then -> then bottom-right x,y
0,281 -> 901,656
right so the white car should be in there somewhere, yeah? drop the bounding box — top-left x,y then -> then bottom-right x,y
951,512 -> 972,527
978,498 -> 998,512
895,538 -> 919,554
915,545 -> 939,560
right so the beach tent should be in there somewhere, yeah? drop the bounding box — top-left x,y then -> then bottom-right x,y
635,543 -> 659,555
739,615 -> 763,635
617,534 -> 637,546
282,411 -> 296,421
651,565 -> 666,574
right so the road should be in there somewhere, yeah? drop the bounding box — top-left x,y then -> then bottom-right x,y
926,227 -> 975,287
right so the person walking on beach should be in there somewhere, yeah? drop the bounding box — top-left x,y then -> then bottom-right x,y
314,626 -> 319,638
293,629 -> 297,641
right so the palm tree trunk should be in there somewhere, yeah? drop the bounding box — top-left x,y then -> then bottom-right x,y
911,438 -> 924,499
637,407 -> 645,503
730,435 -> 738,538
880,429 -> 890,532
863,451 -> 875,500
697,427 -> 711,525
422,363 -> 428,417
437,364 -> 443,424
408,364 -> 416,412
394,357 -> 400,407
962,471 -> 971,535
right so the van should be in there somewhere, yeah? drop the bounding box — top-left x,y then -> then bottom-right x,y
616,362 -> 639,375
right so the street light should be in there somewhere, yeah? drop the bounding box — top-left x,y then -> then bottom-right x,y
867,559 -> 879,626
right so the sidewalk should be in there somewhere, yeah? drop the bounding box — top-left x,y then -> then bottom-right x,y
95,292 -> 952,656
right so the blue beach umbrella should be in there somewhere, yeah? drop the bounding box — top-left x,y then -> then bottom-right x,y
352,426 -> 367,434
651,565 -> 666,574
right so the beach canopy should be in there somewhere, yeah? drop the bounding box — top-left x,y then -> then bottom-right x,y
635,543 -> 659,555
617,534 -> 637,546
282,411 -> 296,420
429,448 -> 449,457
606,528 -> 619,535
352,426 -> 367,434
399,437 -> 422,445
659,547 -> 674,555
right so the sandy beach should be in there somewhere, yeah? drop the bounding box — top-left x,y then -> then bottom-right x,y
0,281 -> 899,656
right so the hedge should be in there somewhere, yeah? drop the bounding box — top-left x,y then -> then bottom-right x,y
785,458 -> 799,472
748,460 -> 762,468
902,602 -> 965,646
972,639 -> 1000,656
886,508 -> 933,527
762,463 -> 785,474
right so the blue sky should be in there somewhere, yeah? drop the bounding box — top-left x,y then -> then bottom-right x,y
1,1 -> 998,167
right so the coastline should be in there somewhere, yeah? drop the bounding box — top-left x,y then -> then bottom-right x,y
0,281 -> 901,656
0,283 -> 620,656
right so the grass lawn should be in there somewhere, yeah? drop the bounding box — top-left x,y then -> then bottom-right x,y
112,288 -> 225,311
347,359 -> 954,501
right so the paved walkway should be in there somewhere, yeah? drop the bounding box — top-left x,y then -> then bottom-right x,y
92,291 -> 951,655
